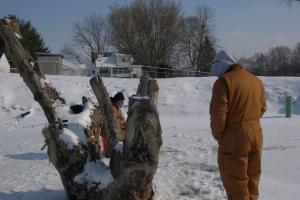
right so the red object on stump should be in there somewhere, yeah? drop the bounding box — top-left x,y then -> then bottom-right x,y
102,136 -> 109,157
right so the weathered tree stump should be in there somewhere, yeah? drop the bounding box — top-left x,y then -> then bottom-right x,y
0,18 -> 162,200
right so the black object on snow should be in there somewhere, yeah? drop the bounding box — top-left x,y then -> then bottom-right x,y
70,96 -> 89,114
20,111 -> 31,118
111,92 -> 125,103
70,105 -> 84,114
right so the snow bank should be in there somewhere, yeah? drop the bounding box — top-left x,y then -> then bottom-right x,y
1,73 -> 300,200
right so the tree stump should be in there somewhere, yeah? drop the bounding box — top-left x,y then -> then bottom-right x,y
0,18 -> 162,200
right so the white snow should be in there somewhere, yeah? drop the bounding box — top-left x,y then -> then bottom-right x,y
0,73 -> 300,199
53,99 -> 93,149
0,53 -> 10,73
74,160 -> 114,189
130,96 -> 150,100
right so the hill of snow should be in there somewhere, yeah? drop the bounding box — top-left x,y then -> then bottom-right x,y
0,73 -> 300,200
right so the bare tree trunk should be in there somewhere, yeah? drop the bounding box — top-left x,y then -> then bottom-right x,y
1,19 -> 162,200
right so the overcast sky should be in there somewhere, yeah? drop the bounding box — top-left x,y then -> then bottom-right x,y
1,0 -> 299,58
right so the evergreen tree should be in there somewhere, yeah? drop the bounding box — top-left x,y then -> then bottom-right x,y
197,36 -> 216,72
179,6 -> 216,73
0,16 -> 49,60
0,37 -> 4,55
19,19 -> 50,59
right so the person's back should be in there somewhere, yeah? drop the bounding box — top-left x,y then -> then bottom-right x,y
222,64 -> 265,124
210,50 -> 266,200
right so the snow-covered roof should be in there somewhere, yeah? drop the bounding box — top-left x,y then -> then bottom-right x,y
95,54 -> 116,68
62,59 -> 85,70
95,52 -> 133,68
36,52 -> 64,58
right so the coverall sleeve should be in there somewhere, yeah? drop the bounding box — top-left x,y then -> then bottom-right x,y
209,78 -> 229,142
261,83 -> 267,117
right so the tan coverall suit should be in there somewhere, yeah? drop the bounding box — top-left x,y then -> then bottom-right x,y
210,64 -> 266,200
111,103 -> 126,141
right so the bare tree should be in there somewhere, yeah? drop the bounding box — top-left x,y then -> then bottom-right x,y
253,53 -> 270,75
1,18 -> 162,200
282,0 -> 300,6
291,42 -> 300,74
178,5 -> 216,71
61,43 -> 83,64
268,46 -> 292,75
62,13 -> 109,63
239,53 -> 269,75
108,0 -> 182,68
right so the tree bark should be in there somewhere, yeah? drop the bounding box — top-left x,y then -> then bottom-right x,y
1,18 -> 162,200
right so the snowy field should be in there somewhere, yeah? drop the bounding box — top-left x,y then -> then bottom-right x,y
0,73 -> 300,200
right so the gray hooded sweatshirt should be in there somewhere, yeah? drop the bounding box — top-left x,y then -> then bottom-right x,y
211,50 -> 238,77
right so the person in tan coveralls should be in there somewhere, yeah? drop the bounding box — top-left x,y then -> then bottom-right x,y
209,50 -> 266,200
101,92 -> 126,157
111,92 -> 126,140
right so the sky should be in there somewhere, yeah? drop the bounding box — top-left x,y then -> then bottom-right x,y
0,0 -> 300,58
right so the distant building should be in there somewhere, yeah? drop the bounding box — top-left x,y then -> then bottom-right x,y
90,52 -> 143,78
84,63 -> 97,77
0,53 -> 10,73
36,53 -> 64,75
36,53 -> 85,76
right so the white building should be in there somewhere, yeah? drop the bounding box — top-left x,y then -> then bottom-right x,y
0,53 -> 10,73
92,53 -> 143,78
36,53 -> 85,76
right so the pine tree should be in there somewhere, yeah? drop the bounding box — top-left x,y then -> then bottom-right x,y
19,19 -> 49,59
0,16 -> 49,60
197,36 -> 216,72
0,37 -> 4,55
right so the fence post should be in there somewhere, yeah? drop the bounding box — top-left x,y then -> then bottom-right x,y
285,96 -> 293,118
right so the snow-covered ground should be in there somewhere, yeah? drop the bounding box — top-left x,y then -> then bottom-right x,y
0,73 -> 300,200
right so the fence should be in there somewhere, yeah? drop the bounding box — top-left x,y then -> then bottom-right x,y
8,59 -> 212,78
141,66 -> 212,78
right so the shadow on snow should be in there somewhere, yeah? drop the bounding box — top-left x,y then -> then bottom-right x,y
0,189 -> 66,200
5,152 -> 48,160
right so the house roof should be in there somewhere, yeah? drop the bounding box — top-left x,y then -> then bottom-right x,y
62,59 -> 85,70
36,52 -> 64,58
95,52 -> 133,68
95,54 -> 116,67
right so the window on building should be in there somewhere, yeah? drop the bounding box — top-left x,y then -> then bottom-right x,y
124,67 -> 129,73
113,68 -> 118,74
112,67 -> 130,74
100,68 -> 109,74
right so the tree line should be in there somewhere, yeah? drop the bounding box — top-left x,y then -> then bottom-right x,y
62,0 -> 217,73
2,0 -> 299,76
239,42 -> 300,76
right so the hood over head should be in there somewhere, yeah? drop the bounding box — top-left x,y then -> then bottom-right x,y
112,92 -> 125,103
211,50 -> 238,77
